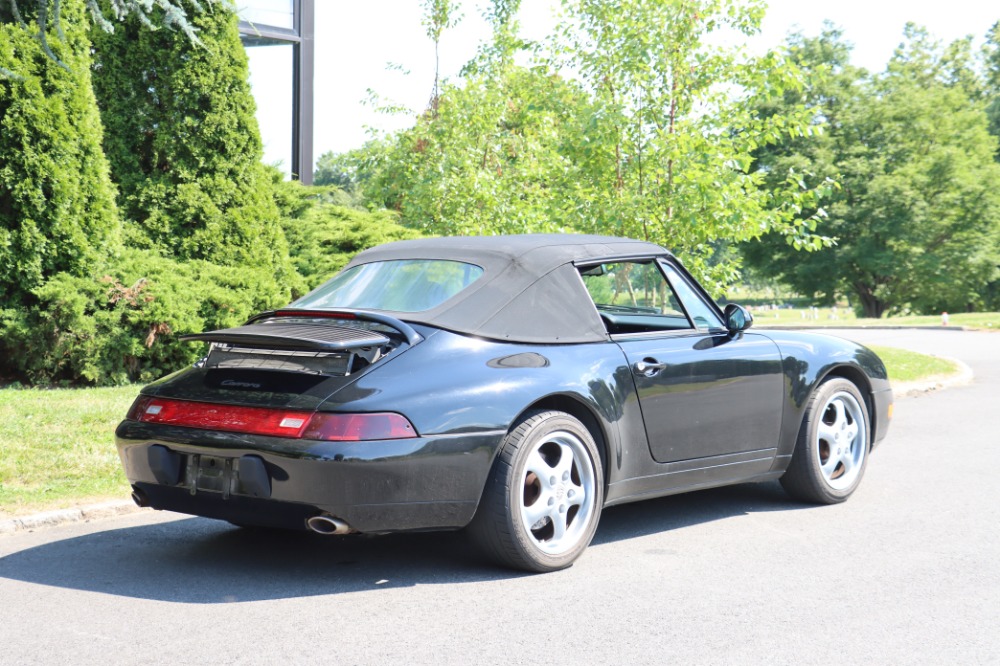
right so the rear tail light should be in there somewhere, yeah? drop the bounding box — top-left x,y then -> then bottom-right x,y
126,396 -> 417,441
302,412 -> 415,441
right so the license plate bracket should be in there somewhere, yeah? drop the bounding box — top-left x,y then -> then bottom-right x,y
185,454 -> 236,498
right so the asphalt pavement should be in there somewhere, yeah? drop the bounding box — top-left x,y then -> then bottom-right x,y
0,328 -> 997,665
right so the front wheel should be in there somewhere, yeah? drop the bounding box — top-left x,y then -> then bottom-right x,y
780,378 -> 871,504
469,411 -> 604,573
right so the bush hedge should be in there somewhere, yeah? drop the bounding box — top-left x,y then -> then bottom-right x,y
274,177 -> 423,291
0,4 -> 422,387
1,249 -> 290,385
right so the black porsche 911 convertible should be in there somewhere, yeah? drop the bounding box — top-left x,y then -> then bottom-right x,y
116,234 -> 892,572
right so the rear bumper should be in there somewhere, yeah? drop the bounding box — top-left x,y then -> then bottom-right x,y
116,420 -> 502,533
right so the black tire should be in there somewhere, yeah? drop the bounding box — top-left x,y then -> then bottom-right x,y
780,377 -> 871,504
469,410 -> 604,573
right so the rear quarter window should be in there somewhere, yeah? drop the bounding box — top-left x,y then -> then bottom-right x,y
292,260 -> 484,313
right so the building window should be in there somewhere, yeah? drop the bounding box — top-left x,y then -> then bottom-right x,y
239,0 -> 294,31
238,0 -> 314,184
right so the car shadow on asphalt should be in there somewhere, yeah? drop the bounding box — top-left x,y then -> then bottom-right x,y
0,481 -> 806,603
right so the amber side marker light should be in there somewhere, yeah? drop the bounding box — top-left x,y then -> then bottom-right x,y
887,402 -> 894,420
127,396 -> 417,441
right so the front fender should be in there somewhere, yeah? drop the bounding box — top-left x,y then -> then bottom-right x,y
761,331 -> 891,461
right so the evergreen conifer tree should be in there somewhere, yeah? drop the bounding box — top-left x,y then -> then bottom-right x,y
90,1 -> 296,286
0,0 -> 120,307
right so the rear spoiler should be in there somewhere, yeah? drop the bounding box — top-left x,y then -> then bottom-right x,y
180,322 -> 390,352
180,308 -> 422,352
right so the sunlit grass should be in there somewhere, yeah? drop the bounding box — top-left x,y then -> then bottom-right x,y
869,346 -> 960,384
0,386 -> 137,518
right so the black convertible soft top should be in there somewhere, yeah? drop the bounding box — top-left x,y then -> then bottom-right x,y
331,234 -> 671,344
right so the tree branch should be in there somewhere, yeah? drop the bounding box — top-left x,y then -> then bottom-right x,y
1,65 -> 25,80
35,0 -> 72,72
8,0 -> 29,27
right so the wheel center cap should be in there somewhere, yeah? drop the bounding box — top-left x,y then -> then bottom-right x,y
555,484 -> 566,502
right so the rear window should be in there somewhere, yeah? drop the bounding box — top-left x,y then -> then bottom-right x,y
292,260 -> 484,313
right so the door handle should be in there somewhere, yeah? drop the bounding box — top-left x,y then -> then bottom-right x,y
633,358 -> 667,377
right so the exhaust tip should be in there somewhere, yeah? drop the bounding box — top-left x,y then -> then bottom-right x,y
131,487 -> 150,508
306,514 -> 352,535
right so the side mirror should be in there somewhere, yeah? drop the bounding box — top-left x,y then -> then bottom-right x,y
723,303 -> 753,335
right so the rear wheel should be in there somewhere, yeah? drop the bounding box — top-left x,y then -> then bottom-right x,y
469,411 -> 604,572
780,377 -> 870,504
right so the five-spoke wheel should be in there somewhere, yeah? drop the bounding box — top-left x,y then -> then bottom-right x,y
814,390 -> 866,491
781,378 -> 871,504
469,411 -> 603,572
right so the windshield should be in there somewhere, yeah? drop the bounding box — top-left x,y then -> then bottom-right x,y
292,259 -> 484,313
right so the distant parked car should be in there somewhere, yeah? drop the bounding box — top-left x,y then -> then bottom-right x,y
116,234 -> 893,572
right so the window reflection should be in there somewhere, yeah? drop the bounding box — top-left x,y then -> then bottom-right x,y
244,42 -> 294,176
238,0 -> 294,31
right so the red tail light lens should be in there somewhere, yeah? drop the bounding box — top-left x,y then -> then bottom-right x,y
128,396 -> 313,438
127,396 -> 417,441
302,412 -> 416,441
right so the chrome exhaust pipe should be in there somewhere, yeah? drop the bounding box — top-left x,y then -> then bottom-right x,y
305,514 -> 352,535
131,487 -> 150,508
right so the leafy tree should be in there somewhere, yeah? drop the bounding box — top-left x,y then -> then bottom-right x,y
0,0 -> 119,309
354,0 -> 826,293
362,63 -> 597,236
983,21 -> 1000,159
314,151 -> 358,191
421,0 -> 460,112
90,0 -> 298,292
743,27 -> 1000,316
549,0 -> 828,290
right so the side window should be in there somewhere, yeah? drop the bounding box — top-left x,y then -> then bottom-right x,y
579,261 -> 693,334
660,262 -> 724,330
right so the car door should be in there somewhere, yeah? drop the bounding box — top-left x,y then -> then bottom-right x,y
580,259 -> 784,464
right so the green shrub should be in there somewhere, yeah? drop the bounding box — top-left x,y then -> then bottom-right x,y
1,250 -> 289,386
273,177 -> 423,290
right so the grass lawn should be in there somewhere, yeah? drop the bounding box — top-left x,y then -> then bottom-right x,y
751,308 -> 1000,331
868,345 -> 959,383
0,342 -> 966,518
0,386 -> 136,518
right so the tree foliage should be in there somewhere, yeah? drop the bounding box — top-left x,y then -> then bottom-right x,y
273,176 -> 422,291
0,0 -> 119,308
90,0 -> 298,291
0,0 -> 317,386
983,21 -> 1000,159
342,0 -> 827,293
743,27 -> 1000,316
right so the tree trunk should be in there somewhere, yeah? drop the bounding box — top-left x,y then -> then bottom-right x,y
853,284 -> 887,318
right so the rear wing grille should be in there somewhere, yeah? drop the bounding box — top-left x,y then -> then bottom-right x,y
203,346 -> 353,376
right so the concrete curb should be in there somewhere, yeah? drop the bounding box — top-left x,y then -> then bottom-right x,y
0,500 -> 143,537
